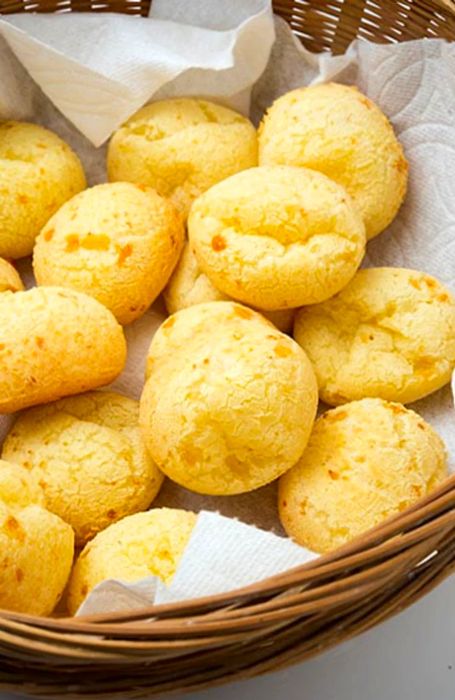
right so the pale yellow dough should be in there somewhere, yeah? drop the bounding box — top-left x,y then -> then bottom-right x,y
0,287 -> 126,413
294,268 -> 455,405
279,399 -> 447,553
259,83 -> 408,239
0,459 -> 74,615
0,121 -> 86,258
188,165 -> 366,310
2,392 -> 163,545
164,243 -> 295,333
141,302 -> 318,495
67,508 -> 196,615
0,258 -> 23,292
33,182 -> 184,325
107,98 -> 258,219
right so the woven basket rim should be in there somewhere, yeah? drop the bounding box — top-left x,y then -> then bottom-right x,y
0,471 -> 453,629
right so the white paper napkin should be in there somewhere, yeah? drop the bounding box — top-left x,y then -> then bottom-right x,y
77,511 -> 316,616
0,12 -> 454,614
0,0 -> 274,146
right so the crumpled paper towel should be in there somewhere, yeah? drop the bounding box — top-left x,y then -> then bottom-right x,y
77,511 -> 316,616
0,0 -> 274,146
0,10 -> 454,615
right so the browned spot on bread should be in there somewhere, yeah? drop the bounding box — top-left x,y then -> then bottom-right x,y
117,243 -> 133,266
107,509 -> 117,520
411,485 -> 423,498
162,317 -> 175,330
424,277 -> 437,289
282,500 -> 287,508
136,184 -> 148,192
328,410 -> 348,422
16,194 -> 29,205
233,306 -> 253,320
203,358 -> 210,365
35,337 -> 45,349
438,293 -> 449,302
409,277 -> 422,290
65,234 -> 80,253
15,568 -> 24,583
81,584 -> 88,596
359,96 -> 373,110
328,469 -> 339,480
81,233 -> 110,251
181,445 -> 203,466
211,235 -> 226,252
274,343 -> 293,358
394,156 -> 408,173
0,344 -> 4,351
43,228 -> 54,242
4,516 -> 25,542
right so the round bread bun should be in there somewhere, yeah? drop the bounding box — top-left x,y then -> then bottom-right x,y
0,287 -> 126,413
33,182 -> 184,325
164,242 -> 295,333
67,508 -> 196,615
107,98 -> 257,219
258,83 -> 408,239
2,392 -> 163,545
0,258 -> 23,292
141,302 -> 318,495
279,399 -> 447,553
294,268 -> 455,406
188,165 -> 366,310
0,459 -> 74,615
0,121 -> 86,259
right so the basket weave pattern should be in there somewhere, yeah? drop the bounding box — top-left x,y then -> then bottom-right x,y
0,1 -> 454,697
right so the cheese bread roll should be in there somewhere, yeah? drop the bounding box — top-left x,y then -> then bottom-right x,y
279,399 -> 447,552
2,392 -> 163,545
67,508 -> 196,614
294,268 -> 455,405
189,166 -> 366,310
0,460 -> 74,615
0,287 -> 126,413
34,182 -> 184,325
141,302 -> 318,495
0,121 -> 86,258
259,83 -> 407,239
107,98 -> 257,219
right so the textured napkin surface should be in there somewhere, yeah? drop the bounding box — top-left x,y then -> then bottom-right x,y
0,11 -> 454,613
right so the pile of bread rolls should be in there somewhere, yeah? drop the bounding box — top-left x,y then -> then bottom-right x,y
1,86 -> 454,617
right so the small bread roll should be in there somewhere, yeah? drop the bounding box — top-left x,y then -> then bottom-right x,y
33,182 -> 184,325
0,258 -> 23,292
141,302 -> 318,495
259,83 -> 408,239
0,121 -> 86,258
107,98 -> 257,218
2,392 -> 163,545
0,459 -> 74,615
0,287 -> 126,413
279,399 -> 447,553
188,166 -> 366,310
164,243 -> 295,333
294,268 -> 455,405
67,508 -> 196,615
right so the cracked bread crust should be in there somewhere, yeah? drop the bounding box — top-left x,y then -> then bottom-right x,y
279,398 -> 447,553
188,165 -> 366,310
294,268 -> 455,405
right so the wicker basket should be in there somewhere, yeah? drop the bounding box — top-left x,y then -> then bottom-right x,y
0,1 -> 454,697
